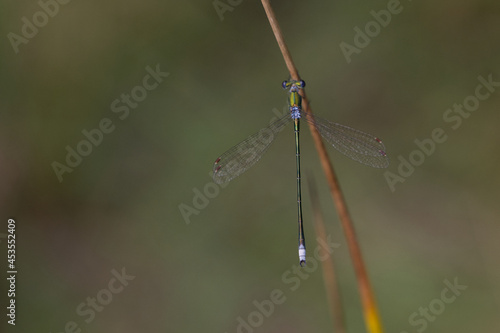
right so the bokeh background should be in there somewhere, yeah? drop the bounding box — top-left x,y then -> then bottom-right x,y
1,0 -> 499,332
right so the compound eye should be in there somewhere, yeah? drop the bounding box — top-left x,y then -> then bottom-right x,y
300,80 -> 306,88
282,80 -> 288,89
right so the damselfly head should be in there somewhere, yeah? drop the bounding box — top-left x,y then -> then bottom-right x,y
282,79 -> 306,92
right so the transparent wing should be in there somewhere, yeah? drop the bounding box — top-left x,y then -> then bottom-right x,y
303,113 -> 389,168
213,114 -> 292,184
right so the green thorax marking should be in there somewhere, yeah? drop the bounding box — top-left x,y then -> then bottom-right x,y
289,90 -> 302,108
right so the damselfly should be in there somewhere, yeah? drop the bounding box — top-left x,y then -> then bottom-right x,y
213,80 -> 389,265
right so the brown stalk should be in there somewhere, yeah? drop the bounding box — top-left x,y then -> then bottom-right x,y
260,1 -> 384,332
307,174 -> 346,333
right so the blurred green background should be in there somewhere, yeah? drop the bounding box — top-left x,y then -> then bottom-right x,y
1,0 -> 499,332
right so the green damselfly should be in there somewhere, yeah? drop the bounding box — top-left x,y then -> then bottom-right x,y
213,79 -> 389,265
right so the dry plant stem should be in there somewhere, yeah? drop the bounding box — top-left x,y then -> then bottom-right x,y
261,1 -> 384,332
261,3 -> 299,79
307,175 -> 346,333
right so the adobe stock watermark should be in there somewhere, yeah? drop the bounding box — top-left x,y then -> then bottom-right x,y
226,235 -> 340,333
340,0 -> 407,64
51,63 -> 169,182
50,267 -> 135,333
400,277 -> 467,333
179,105 -> 289,225
7,0 -> 73,54
212,0 -> 243,21
384,73 -> 499,192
